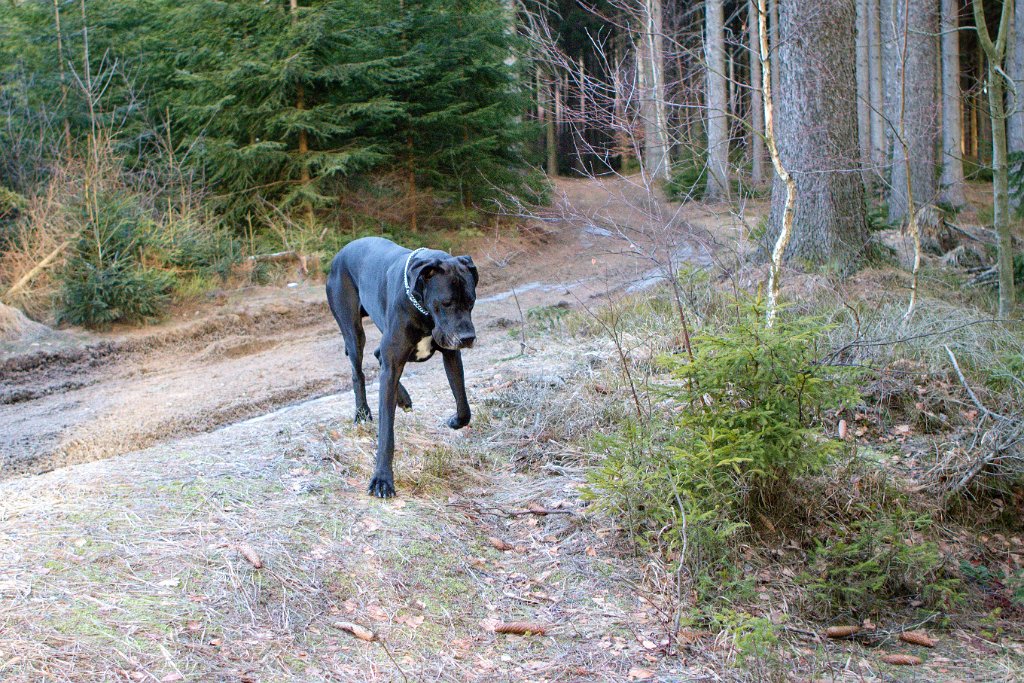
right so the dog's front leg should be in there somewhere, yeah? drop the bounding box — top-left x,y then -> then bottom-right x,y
368,349 -> 406,498
442,349 -> 471,430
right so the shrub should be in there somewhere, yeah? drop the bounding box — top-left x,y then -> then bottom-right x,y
804,513 -> 961,617
57,193 -> 237,327
587,301 -> 859,588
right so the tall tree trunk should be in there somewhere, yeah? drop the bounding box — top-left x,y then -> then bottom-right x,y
940,0 -> 967,207
1009,0 -> 1024,208
856,0 -> 872,182
868,0 -> 886,170
768,0 -> 869,269
705,0 -> 730,199
1009,0 -> 1024,154
887,0 -> 939,223
543,68 -> 558,177
748,0 -> 766,185
638,0 -> 670,181
290,0 -> 313,224
973,0 -> 1016,316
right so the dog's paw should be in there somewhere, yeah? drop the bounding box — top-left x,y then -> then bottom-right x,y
354,407 -> 373,423
368,475 -> 396,498
397,386 -> 413,412
447,413 -> 471,430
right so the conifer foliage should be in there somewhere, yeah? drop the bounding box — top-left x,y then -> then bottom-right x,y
0,0 -> 539,227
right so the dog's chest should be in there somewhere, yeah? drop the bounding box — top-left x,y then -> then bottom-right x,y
413,336 -> 434,361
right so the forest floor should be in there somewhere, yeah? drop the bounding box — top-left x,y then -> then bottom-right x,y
1,177 -> 1022,681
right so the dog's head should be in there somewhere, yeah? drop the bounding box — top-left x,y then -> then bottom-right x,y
408,252 -> 478,350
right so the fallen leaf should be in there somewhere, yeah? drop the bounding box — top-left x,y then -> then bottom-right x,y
627,667 -> 655,681
160,674 -> 183,683
527,502 -> 548,515
880,653 -> 923,666
494,621 -> 548,636
899,630 -> 936,648
333,621 -> 377,642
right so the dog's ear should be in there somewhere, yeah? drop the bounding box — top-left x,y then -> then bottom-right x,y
409,255 -> 443,298
456,255 -> 478,288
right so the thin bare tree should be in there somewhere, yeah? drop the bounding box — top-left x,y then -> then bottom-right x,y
973,0 -> 1017,317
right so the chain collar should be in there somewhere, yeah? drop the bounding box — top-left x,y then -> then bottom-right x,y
403,248 -> 431,317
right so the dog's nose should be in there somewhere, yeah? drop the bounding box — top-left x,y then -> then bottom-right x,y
459,333 -> 476,347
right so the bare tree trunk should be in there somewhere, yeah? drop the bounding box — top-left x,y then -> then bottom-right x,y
868,0 -> 886,170
887,0 -> 939,224
1009,0 -> 1024,208
940,0 -> 967,207
758,0 -> 795,327
290,0 -> 313,225
705,0 -> 730,199
545,72 -> 558,177
856,0 -> 872,182
973,0 -> 1017,316
768,0 -> 869,269
748,0 -> 766,185
638,0 -> 671,181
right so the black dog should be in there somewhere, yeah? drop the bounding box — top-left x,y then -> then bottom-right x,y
326,237 -> 478,498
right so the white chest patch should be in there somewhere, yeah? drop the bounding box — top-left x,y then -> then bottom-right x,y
414,336 -> 434,360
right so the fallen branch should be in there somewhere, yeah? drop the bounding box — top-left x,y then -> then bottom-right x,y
944,345 -> 1009,422
1,239 -> 72,303
508,503 -> 574,518
247,250 -> 299,264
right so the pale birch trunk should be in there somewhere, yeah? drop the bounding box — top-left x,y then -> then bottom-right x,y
940,0 -> 967,207
705,0 -> 730,199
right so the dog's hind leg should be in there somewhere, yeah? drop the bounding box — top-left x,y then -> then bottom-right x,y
329,274 -> 372,423
374,347 -> 413,411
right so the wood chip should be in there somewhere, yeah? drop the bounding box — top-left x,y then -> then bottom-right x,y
333,621 -> 377,642
488,536 -> 513,551
494,621 -> 548,636
825,625 -> 860,638
899,630 -> 936,647
880,653 -> 923,666
232,543 -> 263,569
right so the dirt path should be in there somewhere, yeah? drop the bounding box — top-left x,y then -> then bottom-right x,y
0,177 -> 754,682
0,177 -> 731,480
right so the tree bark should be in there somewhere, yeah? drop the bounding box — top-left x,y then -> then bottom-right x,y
767,0 -> 869,269
1009,0 -> 1024,157
973,0 -> 1016,316
1009,0 -> 1024,209
748,0 -> 766,185
940,0 -> 967,207
856,0 -> 872,182
887,0 -> 939,223
638,0 -> 671,181
705,0 -> 730,199
868,0 -> 886,170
